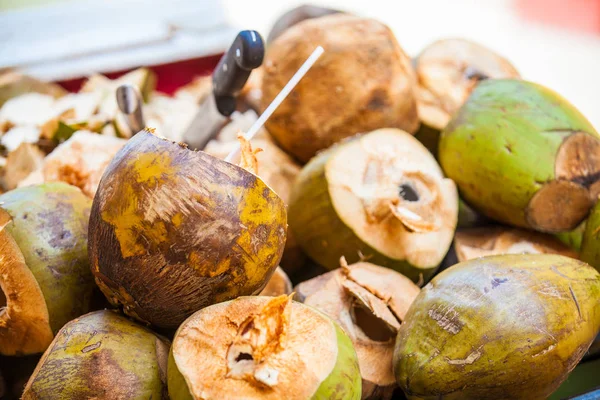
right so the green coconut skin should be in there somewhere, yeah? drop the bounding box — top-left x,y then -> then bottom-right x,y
288,144 -> 437,283
439,79 -> 599,233
312,322 -> 362,400
0,183 -> 94,334
167,299 -> 362,400
580,200 -> 600,272
22,310 -> 169,399
393,254 -> 600,400
555,221 -> 586,252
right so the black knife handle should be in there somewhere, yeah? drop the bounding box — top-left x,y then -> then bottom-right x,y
213,30 -> 265,116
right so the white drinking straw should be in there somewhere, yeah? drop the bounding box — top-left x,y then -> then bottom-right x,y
225,45 -> 325,163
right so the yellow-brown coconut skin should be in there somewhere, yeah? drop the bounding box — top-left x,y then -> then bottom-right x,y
393,254 -> 600,400
262,14 -> 419,163
89,130 -> 287,329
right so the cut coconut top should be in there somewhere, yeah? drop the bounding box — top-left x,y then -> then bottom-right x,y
455,227 -> 579,262
416,38 -> 520,130
295,259 -> 419,388
0,208 -> 53,356
171,296 -> 338,400
326,128 -> 458,267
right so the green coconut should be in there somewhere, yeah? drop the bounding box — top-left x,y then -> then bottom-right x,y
22,310 -> 169,399
288,128 -> 458,283
579,200 -> 600,272
555,220 -> 586,252
439,79 -> 600,233
393,254 -> 600,400
0,183 -> 94,356
168,295 -> 361,400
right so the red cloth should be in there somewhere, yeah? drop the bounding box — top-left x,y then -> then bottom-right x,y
57,54 -> 222,94
515,0 -> 600,33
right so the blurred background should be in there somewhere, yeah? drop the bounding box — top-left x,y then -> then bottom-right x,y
1,0 -> 599,125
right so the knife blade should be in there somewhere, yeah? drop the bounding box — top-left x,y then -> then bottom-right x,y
183,30 -> 265,150
116,84 -> 145,134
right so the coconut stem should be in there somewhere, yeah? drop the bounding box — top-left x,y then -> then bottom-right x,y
226,295 -> 292,387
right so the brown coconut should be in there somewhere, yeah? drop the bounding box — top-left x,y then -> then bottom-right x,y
262,14 -> 419,163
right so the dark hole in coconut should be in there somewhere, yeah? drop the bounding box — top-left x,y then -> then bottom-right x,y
352,304 -> 396,342
0,287 -> 6,314
399,184 -> 419,202
464,66 -> 490,81
236,352 -> 254,362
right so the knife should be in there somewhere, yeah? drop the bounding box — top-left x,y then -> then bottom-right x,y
183,30 -> 265,150
116,84 -> 145,134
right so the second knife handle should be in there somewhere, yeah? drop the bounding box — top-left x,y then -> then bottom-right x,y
213,30 -> 265,116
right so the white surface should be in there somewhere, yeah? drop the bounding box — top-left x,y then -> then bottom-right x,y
1,0 -> 237,81
223,0 -> 600,129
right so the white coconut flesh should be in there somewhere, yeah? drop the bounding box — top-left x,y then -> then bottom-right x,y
416,38 -> 520,130
326,128 -> 458,268
455,227 -> 579,262
171,296 -> 339,400
296,260 -> 419,390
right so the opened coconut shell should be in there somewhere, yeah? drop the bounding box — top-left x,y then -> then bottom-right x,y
89,129 -> 287,329
0,183 -> 94,356
22,310 -> 169,399
289,128 -> 458,283
415,38 -> 519,134
295,259 -> 420,399
580,200 -> 600,272
393,254 -> 600,400
439,79 -> 600,233
168,295 -> 362,399
455,226 -> 578,262
262,14 -> 419,163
